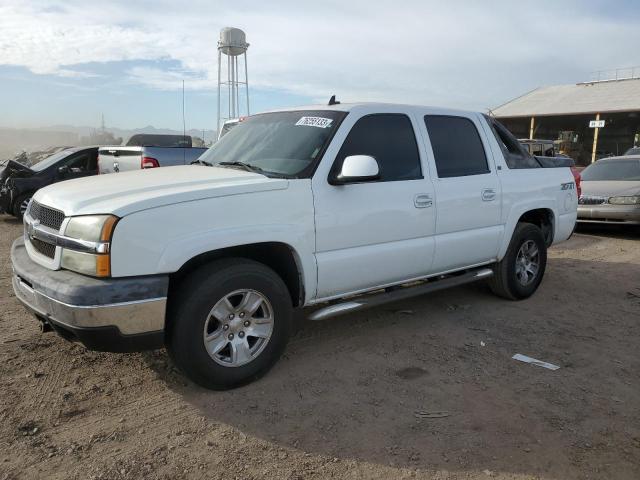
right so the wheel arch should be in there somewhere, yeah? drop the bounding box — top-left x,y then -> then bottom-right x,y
517,208 -> 555,246
168,242 -> 305,308
499,206 -> 556,259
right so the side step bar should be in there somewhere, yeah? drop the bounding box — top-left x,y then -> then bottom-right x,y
308,267 -> 494,321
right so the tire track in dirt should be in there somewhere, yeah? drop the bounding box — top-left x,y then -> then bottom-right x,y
53,390 -> 193,437
23,353 -> 68,423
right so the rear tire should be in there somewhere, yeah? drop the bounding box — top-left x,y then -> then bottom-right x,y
488,223 -> 547,300
167,258 -> 292,390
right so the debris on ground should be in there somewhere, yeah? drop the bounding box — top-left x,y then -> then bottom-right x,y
512,354 -> 560,371
414,410 -> 450,419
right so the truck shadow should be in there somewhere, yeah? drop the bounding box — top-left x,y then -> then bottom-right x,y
1,215 -> 21,226
145,256 -> 640,479
575,222 -> 640,240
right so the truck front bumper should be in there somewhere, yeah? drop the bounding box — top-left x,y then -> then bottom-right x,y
11,238 -> 168,352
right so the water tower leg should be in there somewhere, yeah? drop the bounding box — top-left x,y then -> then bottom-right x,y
235,56 -> 240,117
233,56 -> 238,118
244,52 -> 250,115
217,50 -> 221,136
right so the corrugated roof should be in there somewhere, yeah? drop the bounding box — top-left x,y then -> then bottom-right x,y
493,78 -> 640,118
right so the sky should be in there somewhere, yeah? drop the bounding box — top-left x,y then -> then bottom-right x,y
1,0 -> 639,132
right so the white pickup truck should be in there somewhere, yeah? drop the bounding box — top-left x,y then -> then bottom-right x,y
11,102 -> 577,389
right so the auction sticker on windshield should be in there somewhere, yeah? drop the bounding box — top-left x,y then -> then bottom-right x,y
295,117 -> 333,128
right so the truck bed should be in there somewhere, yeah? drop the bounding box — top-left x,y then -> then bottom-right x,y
98,146 -> 207,174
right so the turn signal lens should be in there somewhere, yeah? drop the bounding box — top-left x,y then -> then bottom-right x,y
100,215 -> 119,242
96,254 -> 111,277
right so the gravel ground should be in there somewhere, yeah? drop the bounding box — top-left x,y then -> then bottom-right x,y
0,217 -> 639,480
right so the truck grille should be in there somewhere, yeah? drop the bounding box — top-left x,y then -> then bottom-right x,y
28,200 -> 65,231
579,196 -> 607,205
31,238 -> 56,259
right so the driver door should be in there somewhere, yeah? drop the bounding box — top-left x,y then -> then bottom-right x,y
57,151 -> 94,181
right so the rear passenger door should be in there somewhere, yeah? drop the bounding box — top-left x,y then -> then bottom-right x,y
422,114 -> 502,272
312,112 -> 436,300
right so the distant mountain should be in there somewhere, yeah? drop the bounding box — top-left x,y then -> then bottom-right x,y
0,125 -> 216,160
32,124 -> 216,143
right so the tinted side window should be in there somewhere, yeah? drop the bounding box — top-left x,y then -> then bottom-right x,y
424,115 -> 489,178
483,116 -> 540,169
65,153 -> 90,170
333,114 -> 422,182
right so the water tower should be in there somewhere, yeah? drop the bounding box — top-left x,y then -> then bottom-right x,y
217,27 -> 249,135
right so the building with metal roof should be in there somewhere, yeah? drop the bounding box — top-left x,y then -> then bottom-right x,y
493,73 -> 640,165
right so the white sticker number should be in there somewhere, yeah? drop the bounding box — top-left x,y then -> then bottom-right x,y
295,116 -> 333,128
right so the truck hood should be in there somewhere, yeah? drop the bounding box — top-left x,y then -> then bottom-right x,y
34,165 -> 289,217
581,180 -> 640,197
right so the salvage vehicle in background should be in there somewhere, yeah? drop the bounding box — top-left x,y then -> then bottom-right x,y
0,146 -> 98,220
577,155 -> 640,225
98,134 -> 207,174
519,138 -> 556,157
519,138 -> 582,197
11,102 -> 577,390
217,117 -> 245,140
624,147 -> 640,156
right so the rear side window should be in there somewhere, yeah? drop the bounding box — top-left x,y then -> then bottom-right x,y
333,114 -> 422,182
484,116 -> 540,169
424,115 -> 489,178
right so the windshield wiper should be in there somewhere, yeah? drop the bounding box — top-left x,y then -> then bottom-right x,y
218,161 -> 266,174
190,159 -> 213,166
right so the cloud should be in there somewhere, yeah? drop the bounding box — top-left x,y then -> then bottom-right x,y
1,0 -> 640,110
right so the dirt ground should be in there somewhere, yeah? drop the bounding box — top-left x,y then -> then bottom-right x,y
0,217 -> 639,480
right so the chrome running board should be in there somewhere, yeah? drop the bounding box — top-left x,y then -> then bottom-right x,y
308,267 -> 494,321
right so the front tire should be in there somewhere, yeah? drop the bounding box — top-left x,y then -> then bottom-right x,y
167,258 -> 292,390
488,223 -> 547,300
12,193 -> 32,220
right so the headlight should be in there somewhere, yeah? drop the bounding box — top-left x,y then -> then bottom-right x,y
608,196 -> 640,205
61,215 -> 118,277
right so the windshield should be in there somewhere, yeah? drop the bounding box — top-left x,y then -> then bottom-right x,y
199,110 -> 346,177
31,149 -> 74,172
581,159 -> 640,181
625,147 -> 640,156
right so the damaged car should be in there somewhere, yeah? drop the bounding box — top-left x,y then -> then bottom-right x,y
0,146 -> 98,220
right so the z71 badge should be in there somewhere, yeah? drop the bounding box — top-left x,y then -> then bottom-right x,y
561,182 -> 575,190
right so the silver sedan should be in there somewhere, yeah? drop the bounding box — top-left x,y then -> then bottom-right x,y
578,156 -> 640,225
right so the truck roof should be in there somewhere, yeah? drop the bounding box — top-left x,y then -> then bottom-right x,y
260,102 -> 482,117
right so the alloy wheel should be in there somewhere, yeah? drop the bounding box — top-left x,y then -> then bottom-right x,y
203,289 -> 274,367
515,240 -> 539,286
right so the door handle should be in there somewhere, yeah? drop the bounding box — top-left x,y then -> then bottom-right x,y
481,188 -> 496,201
414,194 -> 433,208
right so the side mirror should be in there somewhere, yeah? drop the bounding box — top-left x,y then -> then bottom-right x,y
331,155 -> 380,184
57,165 -> 70,175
